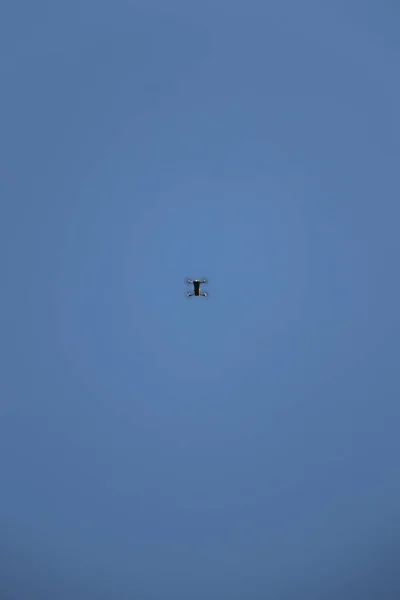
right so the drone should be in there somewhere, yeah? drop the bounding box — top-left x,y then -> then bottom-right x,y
186,279 -> 208,297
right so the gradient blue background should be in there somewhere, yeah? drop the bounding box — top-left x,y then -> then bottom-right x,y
1,1 -> 400,598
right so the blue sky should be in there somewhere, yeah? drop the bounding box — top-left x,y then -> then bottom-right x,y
1,1 -> 400,598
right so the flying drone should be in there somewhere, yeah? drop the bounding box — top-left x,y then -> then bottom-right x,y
186,279 -> 208,297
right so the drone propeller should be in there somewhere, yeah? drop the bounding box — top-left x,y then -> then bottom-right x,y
184,277 -> 209,284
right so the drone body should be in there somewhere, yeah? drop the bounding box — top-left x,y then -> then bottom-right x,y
186,279 -> 208,297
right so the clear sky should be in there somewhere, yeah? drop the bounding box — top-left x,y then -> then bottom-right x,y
1,1 -> 400,598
